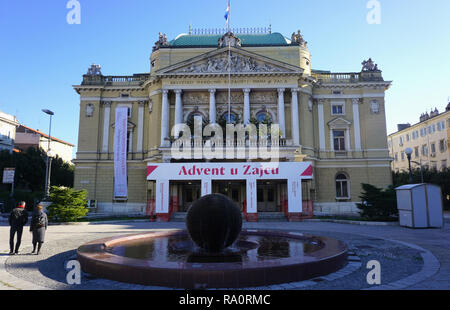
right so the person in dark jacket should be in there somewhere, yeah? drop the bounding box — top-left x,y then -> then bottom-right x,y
30,204 -> 48,255
9,201 -> 29,255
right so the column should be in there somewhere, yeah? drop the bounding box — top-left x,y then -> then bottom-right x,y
174,89 -> 183,138
317,100 -> 326,150
277,88 -> 286,138
352,98 -> 362,151
160,89 -> 169,147
291,88 -> 300,146
136,101 -> 145,153
101,101 -> 111,153
209,89 -> 216,124
243,88 -> 251,125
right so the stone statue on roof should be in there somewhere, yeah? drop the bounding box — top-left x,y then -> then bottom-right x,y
361,58 -> 380,72
218,32 -> 242,48
153,32 -> 170,52
86,64 -> 102,76
291,30 -> 306,46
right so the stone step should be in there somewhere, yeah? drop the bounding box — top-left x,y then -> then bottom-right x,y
257,212 -> 287,222
170,212 -> 288,222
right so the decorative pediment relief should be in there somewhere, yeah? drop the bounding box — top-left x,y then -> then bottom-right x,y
328,117 -> 352,129
157,47 -> 302,76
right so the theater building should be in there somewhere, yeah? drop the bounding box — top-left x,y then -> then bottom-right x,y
73,28 -> 393,221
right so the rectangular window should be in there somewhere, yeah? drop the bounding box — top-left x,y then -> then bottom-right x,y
332,104 -> 344,115
420,128 -> 426,137
395,153 -> 398,162
442,160 -> 447,170
415,147 -> 419,158
406,134 -> 410,142
439,139 -> 446,152
126,131 -> 131,153
431,143 -> 436,154
401,152 -> 405,161
333,130 -> 346,151
399,136 -> 404,146
422,144 -> 428,156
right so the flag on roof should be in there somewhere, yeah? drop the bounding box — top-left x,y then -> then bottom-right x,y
224,0 -> 230,26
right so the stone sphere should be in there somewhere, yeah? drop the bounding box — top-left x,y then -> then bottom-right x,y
186,194 -> 242,253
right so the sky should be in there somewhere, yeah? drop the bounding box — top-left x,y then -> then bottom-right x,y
1,0 -> 450,158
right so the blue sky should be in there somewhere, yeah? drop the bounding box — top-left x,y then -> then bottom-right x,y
1,0 -> 450,158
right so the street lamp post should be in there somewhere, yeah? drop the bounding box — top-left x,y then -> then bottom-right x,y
42,109 -> 54,198
405,148 -> 414,184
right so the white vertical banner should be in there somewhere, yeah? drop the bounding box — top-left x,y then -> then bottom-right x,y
246,178 -> 257,213
288,178 -> 302,213
201,179 -> 212,196
156,179 -> 169,214
114,107 -> 129,198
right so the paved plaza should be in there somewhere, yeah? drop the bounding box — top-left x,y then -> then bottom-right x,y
0,217 -> 448,290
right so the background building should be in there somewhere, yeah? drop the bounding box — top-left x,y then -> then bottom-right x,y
73,28 -> 393,219
0,110 -> 19,153
388,103 -> 450,172
15,125 -> 75,163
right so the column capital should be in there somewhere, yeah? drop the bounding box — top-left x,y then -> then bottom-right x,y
162,89 -> 169,95
291,88 -> 300,93
352,98 -> 362,105
174,89 -> 183,95
277,88 -> 286,94
101,101 -> 112,107
138,101 -> 147,107
208,88 -> 216,94
243,88 -> 251,94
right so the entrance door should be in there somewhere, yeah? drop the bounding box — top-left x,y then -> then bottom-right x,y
257,182 -> 279,212
180,182 -> 201,212
213,181 -> 245,211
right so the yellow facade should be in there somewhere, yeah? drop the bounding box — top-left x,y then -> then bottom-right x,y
388,107 -> 450,172
73,30 -> 392,216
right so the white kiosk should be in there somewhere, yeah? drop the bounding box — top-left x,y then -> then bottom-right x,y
396,184 -> 444,228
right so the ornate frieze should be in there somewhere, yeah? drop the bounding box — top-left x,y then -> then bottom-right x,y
178,52 -> 286,74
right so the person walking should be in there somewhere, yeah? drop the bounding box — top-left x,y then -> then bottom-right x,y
30,204 -> 48,255
8,201 -> 29,255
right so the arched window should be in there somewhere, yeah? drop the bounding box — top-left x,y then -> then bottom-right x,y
187,111 -> 205,123
255,111 -> 272,124
221,112 -> 238,124
335,173 -> 350,199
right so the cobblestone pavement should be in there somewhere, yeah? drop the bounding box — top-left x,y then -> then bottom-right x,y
0,220 -> 448,290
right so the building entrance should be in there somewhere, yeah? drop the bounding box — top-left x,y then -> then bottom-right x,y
257,180 -> 286,212
212,180 -> 245,211
172,181 -> 201,212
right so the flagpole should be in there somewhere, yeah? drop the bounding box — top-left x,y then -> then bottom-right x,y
227,0 -> 231,124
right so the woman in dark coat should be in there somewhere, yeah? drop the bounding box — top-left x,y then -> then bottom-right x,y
30,204 -> 48,255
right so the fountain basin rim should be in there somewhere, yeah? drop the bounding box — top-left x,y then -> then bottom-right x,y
77,229 -> 347,270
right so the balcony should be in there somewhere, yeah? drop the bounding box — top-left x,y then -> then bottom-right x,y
81,74 -> 150,86
312,71 -> 384,84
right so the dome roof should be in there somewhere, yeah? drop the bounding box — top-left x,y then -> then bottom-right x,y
169,32 -> 290,47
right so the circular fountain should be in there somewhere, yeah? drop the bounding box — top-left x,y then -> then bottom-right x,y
77,194 -> 348,288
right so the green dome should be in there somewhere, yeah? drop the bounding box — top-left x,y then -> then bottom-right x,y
169,32 -> 290,47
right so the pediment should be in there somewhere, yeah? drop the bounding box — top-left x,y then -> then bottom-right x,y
156,47 -> 303,76
328,117 -> 352,129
